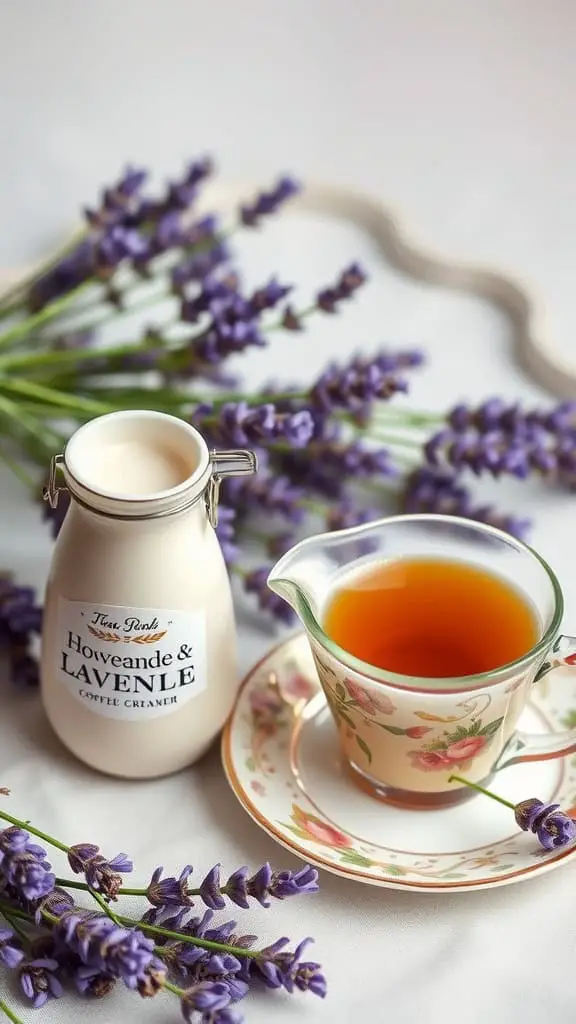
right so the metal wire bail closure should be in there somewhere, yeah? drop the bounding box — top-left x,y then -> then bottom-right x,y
42,454 -> 65,510
206,449 -> 257,528
42,448 -> 257,526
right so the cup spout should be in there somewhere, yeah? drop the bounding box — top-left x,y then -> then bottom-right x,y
266,572 -> 301,615
266,540 -> 324,625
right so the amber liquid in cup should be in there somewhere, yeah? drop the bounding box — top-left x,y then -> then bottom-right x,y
324,557 -> 539,678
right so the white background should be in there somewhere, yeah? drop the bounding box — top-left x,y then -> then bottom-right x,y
0,2 -> 575,1022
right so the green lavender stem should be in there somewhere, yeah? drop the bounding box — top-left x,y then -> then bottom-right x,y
0,378 -> 112,416
0,283 -> 94,350
0,229 -> 87,321
38,904 -> 261,960
115,914 -> 261,959
448,775 -> 515,810
0,999 -> 25,1024
0,809 -> 70,855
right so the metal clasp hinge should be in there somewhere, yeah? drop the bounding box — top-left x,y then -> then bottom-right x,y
42,454 -> 67,509
206,449 -> 257,528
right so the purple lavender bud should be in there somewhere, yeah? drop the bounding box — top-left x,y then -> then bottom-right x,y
68,844 -> 133,900
165,157 -> 214,209
171,242 -> 230,294
0,827 -> 55,902
244,567 -> 296,625
267,864 -> 320,901
199,865 -> 227,910
0,827 -> 32,859
181,275 -> 239,323
225,475 -> 305,526
19,957 -> 64,1008
240,176 -> 300,227
84,166 -> 148,228
316,262 -> 367,313
203,954 -> 242,976
180,980 -> 233,1018
252,935 -> 326,996
280,410 -> 315,447
281,304 -> 304,331
0,928 -> 23,968
223,867 -> 250,909
514,799 -> 576,849
543,400 -> 576,433
73,964 -> 116,997
146,865 -> 193,908
94,225 -> 150,274
248,278 -> 292,313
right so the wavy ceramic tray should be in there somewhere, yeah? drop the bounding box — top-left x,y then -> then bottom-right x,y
1,180 -> 573,396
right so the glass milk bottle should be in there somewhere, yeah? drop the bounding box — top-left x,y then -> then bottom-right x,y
40,410 -> 256,779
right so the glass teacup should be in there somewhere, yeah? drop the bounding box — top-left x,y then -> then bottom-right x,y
267,514 -> 576,809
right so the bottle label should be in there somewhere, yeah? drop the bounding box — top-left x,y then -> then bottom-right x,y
55,599 -> 207,720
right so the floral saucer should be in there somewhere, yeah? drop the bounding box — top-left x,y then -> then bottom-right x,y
221,633 -> 576,893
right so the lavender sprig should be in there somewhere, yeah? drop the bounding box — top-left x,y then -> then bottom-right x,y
449,776 -> 576,850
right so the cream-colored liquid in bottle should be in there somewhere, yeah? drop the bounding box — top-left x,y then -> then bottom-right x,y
40,410 -> 256,779
86,440 -> 191,495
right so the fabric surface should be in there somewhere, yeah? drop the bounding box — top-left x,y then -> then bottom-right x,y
2,2 -> 576,1020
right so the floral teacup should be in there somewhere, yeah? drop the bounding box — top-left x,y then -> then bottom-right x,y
268,514 -> 576,808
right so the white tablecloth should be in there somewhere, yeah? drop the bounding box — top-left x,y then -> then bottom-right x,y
1,1 -> 576,1021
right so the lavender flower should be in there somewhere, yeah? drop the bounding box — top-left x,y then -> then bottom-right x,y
171,242 -> 231,294
146,864 -> 193,908
316,262 -> 367,313
310,439 -> 398,480
0,927 -> 23,968
0,827 -> 55,902
211,863 -> 319,909
67,843 -> 133,900
180,980 -> 236,1023
224,474 -> 305,525
310,354 -> 408,413
428,400 -> 576,488
183,276 -> 292,370
252,936 -> 326,998
165,157 -> 214,209
19,956 -> 64,1008
403,466 -> 531,540
514,799 -> 576,850
207,402 -> 314,449
73,965 -> 117,998
244,567 -> 296,625
55,910 -> 163,990
240,176 -> 300,227
84,165 -> 148,228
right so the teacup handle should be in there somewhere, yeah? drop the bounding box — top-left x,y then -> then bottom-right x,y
494,634 -> 576,772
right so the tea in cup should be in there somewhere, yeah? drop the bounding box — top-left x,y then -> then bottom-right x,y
268,514 -> 576,808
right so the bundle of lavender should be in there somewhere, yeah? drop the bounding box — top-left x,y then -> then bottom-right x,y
0,156 -> 575,686
0,796 -> 323,1022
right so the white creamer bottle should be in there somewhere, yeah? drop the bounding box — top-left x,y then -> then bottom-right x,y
40,409 -> 256,779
